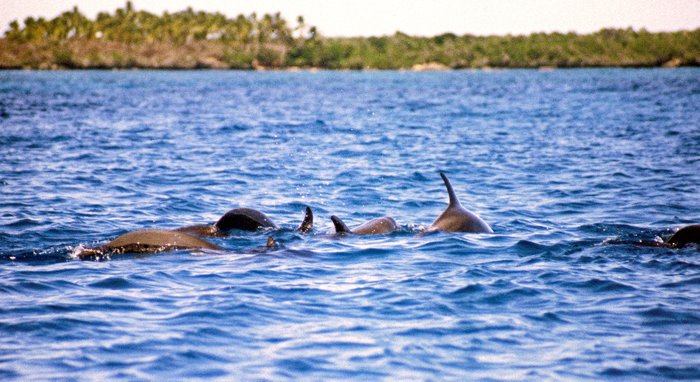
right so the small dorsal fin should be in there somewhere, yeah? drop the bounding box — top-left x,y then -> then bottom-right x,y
440,172 -> 461,207
330,215 -> 352,234
296,206 -> 313,233
266,236 -> 278,248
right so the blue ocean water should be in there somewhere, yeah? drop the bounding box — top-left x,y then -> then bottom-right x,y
1,69 -> 699,380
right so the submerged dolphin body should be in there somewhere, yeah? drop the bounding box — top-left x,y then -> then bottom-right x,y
603,224 -> 700,250
77,229 -> 221,259
330,215 -> 398,235
430,172 -> 493,233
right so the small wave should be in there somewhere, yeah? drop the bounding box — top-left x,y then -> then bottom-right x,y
639,306 -> 700,326
88,277 -> 136,289
0,317 -> 111,334
450,284 -> 486,296
478,287 -> 542,306
2,218 -> 42,228
274,358 -> 325,374
513,240 -> 549,255
560,278 -> 636,293
16,280 -> 56,292
653,366 -> 700,380
661,277 -> 700,288
0,369 -> 20,379
524,311 -> 570,324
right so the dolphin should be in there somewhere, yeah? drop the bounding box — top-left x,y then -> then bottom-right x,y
666,224 -> 700,248
215,208 -> 277,231
176,207 -> 313,236
330,215 -> 398,235
430,172 -> 493,233
602,224 -> 700,249
77,229 -> 221,259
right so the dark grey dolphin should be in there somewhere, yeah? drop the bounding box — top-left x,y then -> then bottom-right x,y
430,172 -> 493,233
603,224 -> 700,250
77,229 -> 221,259
216,208 -> 277,231
330,215 -> 398,235
666,224 -> 700,248
176,207 -> 313,236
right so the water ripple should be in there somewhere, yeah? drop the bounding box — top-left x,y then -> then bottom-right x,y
1,69 -> 699,380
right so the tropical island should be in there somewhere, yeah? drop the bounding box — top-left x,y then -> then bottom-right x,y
1,2 -> 698,70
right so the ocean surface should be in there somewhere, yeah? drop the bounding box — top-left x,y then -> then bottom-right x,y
1,69 -> 699,380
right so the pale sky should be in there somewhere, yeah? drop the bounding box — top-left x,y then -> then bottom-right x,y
1,0 -> 699,37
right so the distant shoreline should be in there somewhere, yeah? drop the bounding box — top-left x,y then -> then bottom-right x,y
2,33 -> 696,71
2,3 -> 698,71
1,65 -> 697,72
1,38 -> 696,71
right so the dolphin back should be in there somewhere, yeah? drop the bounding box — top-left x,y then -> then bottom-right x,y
77,229 -> 221,259
106,230 -> 221,251
667,224 -> 700,248
352,216 -> 398,235
215,208 -> 277,231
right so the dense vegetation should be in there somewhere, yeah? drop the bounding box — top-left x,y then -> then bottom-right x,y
1,2 -> 698,69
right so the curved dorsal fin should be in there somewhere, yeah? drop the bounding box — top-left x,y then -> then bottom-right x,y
296,206 -> 314,233
440,172 -> 461,207
330,215 -> 352,234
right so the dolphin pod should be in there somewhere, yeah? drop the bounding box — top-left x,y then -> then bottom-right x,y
175,207 -> 314,236
76,173 -> 699,259
327,172 -> 489,235
77,207 -> 313,258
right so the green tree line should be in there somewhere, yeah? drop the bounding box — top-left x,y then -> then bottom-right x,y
1,2 -> 698,69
